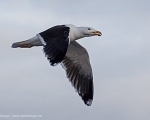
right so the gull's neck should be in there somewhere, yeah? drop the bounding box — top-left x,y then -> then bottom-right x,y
66,25 -> 85,41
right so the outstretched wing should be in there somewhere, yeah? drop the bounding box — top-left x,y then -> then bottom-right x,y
61,41 -> 93,106
38,25 -> 70,66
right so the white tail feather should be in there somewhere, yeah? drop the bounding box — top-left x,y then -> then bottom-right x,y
11,36 -> 44,48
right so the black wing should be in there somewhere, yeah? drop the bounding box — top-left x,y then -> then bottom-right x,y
39,25 -> 70,66
61,41 -> 93,106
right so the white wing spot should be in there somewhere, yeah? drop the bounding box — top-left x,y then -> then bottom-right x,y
36,34 -> 46,45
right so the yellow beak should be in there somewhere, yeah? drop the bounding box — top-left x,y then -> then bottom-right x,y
93,31 -> 102,36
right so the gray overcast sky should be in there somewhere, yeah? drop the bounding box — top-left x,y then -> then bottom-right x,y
0,0 -> 150,120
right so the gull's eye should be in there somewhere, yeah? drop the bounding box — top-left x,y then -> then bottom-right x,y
88,28 -> 91,30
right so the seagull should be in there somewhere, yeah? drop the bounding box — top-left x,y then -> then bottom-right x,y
12,24 -> 102,106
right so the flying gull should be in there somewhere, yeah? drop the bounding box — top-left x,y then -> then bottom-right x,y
12,24 -> 102,106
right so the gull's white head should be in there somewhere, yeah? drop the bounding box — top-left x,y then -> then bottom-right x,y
78,27 -> 102,37
66,24 -> 102,41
